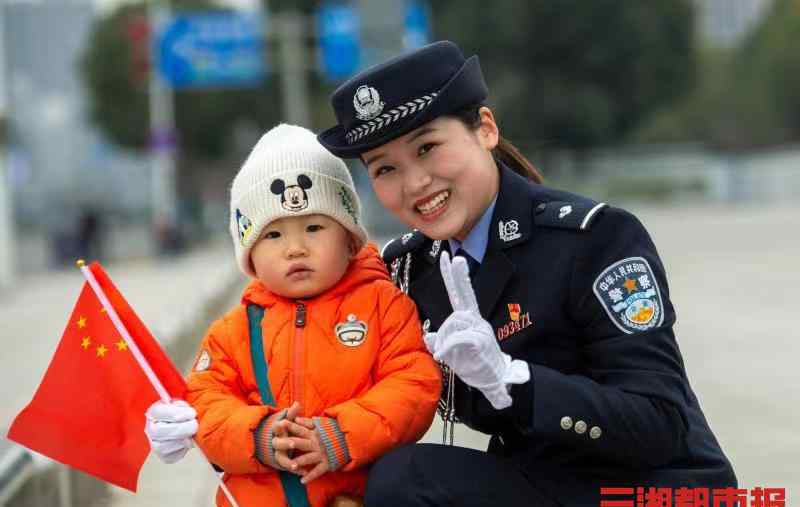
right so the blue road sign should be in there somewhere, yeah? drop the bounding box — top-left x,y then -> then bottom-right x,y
157,12 -> 266,89
316,1 -> 432,82
317,3 -> 361,82
404,0 -> 431,50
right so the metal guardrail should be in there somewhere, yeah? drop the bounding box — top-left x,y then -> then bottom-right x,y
0,439 -> 34,506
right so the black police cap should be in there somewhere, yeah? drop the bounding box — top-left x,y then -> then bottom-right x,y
318,40 -> 488,159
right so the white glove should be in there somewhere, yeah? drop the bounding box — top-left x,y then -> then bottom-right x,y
145,400 -> 198,464
424,252 -> 530,410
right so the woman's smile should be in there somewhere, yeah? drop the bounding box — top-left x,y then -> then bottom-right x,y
414,190 -> 451,220
363,114 -> 500,240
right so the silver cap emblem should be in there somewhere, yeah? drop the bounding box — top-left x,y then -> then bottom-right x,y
353,85 -> 385,121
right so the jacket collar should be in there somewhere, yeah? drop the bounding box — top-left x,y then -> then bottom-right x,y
242,243 -> 389,308
447,193 -> 497,263
488,163 -> 535,251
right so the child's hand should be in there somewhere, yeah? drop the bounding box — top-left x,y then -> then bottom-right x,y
283,419 -> 331,484
294,416 -> 315,429
273,415 -> 349,483
271,402 -> 302,472
272,416 -> 318,474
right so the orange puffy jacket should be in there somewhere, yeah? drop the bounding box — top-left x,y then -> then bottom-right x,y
186,244 -> 442,507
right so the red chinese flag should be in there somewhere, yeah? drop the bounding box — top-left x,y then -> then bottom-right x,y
7,262 -> 187,492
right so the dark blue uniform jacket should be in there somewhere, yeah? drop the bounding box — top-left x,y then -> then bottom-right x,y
382,165 -> 737,506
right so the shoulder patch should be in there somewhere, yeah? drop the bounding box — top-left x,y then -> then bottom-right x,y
534,200 -> 607,231
194,349 -> 211,372
381,230 -> 426,262
592,257 -> 664,334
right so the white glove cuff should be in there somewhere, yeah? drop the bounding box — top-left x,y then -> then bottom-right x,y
479,357 -> 531,410
482,384 -> 514,410
161,445 -> 192,465
502,357 -> 531,385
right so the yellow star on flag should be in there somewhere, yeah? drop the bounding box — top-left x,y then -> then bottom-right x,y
115,340 -> 128,351
81,337 -> 91,350
96,344 -> 108,358
623,278 -> 638,293
76,316 -> 87,328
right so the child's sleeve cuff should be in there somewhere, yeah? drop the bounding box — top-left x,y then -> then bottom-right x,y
312,416 -> 351,471
254,409 -> 287,468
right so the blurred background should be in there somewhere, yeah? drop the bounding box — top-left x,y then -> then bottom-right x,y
0,0 -> 797,506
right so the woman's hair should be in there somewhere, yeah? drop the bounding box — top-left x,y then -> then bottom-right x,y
454,105 -> 544,184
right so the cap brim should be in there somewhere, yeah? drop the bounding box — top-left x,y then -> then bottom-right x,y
318,56 -> 487,159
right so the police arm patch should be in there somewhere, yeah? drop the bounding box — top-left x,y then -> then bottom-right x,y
592,257 -> 664,334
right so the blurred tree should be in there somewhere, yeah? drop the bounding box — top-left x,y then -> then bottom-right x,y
429,0 -> 696,151
81,0 -> 283,161
264,0 -> 318,14
732,0 -> 800,144
84,0 -> 698,158
634,0 -> 800,150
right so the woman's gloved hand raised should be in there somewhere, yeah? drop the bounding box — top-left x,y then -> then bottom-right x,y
144,400 -> 198,464
424,252 -> 529,410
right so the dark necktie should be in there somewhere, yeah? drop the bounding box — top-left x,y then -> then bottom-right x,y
454,248 -> 480,277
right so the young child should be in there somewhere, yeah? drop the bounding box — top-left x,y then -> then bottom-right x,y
149,124 -> 441,507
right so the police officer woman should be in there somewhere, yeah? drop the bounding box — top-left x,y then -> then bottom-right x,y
317,40 -> 737,507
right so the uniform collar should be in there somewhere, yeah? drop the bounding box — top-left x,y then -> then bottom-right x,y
412,164 -> 538,322
447,194 -> 497,263
488,163 -> 534,251
423,162 -> 533,265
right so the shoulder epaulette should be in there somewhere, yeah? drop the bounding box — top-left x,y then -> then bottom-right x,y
380,230 -> 427,262
533,200 -> 608,231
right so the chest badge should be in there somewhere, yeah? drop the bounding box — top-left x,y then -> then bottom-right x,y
592,257 -> 664,334
429,240 -> 442,259
496,303 -> 532,341
335,314 -> 368,347
498,219 -> 521,242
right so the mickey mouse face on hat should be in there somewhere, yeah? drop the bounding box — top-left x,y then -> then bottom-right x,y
270,174 -> 313,212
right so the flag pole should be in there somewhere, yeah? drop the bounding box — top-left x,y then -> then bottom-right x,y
76,260 -> 241,507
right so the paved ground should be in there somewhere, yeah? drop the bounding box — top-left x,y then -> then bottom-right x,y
4,204 -> 798,506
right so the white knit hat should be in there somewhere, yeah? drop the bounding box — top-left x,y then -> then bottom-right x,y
229,124 -> 367,277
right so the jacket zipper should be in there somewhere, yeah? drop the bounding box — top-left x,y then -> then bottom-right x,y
292,303 -> 306,414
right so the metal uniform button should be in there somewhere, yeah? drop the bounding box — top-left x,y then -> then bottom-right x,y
535,203 -> 547,214
574,420 -> 587,434
560,416 -> 573,430
590,426 -> 602,440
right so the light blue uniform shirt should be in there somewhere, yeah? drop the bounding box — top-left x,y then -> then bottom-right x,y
447,195 -> 498,264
